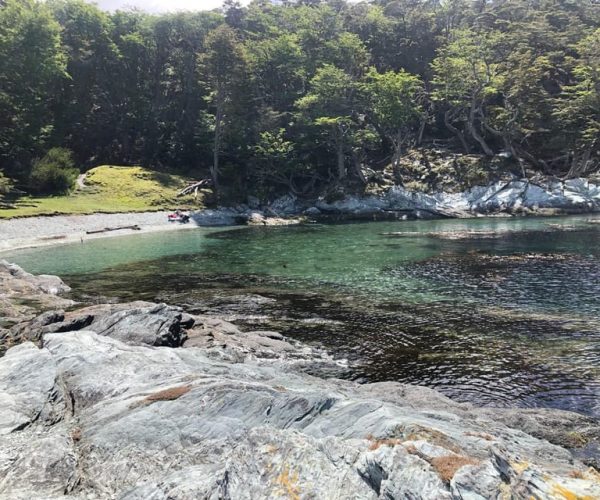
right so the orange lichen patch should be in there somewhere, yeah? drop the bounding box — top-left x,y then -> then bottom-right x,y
365,433 -> 403,451
511,461 -> 531,475
70,427 -> 82,442
275,466 -> 300,500
404,443 -> 419,455
139,385 -> 191,406
551,484 -> 594,500
562,431 -> 590,448
402,426 -> 463,454
430,455 -> 480,483
369,438 -> 403,451
464,431 -> 496,441
587,467 -> 600,482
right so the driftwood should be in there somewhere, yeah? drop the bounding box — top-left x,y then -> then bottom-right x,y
40,235 -> 67,241
177,179 -> 211,197
86,225 -> 141,235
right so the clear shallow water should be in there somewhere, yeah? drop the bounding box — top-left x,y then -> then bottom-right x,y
5,215 -> 600,416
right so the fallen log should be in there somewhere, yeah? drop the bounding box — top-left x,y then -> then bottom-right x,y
178,179 -> 211,196
86,225 -> 141,235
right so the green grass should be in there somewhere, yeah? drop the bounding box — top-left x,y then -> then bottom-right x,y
0,166 -> 204,218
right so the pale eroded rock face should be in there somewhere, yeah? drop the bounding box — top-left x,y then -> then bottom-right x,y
0,261 -> 74,354
0,325 -> 599,499
314,177 -> 600,218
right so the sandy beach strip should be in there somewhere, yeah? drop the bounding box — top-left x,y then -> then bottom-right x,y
0,211 -> 202,253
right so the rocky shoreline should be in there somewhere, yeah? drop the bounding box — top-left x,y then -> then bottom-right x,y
1,175 -> 600,253
1,260 -> 599,499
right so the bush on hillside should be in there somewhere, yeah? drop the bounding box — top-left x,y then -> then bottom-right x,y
0,172 -> 12,195
29,148 -> 79,194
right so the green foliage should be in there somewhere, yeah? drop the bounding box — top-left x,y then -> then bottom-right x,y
362,68 -> 424,162
297,65 -> 358,178
297,64 -> 355,118
0,0 -> 66,177
1,0 -> 599,201
0,171 -> 12,195
556,29 -> 600,148
0,165 -> 201,218
29,148 -> 78,194
252,128 -> 299,195
255,129 -> 294,161
198,23 -> 248,191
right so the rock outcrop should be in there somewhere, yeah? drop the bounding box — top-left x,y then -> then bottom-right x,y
312,177 -> 600,220
213,175 -> 599,224
0,260 -> 73,354
1,310 -> 599,497
1,262 -> 600,498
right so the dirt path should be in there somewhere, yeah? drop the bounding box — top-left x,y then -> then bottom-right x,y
76,173 -> 86,189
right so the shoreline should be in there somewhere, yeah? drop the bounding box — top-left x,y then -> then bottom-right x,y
0,211 -> 218,253
1,207 -> 600,255
2,171 -> 600,254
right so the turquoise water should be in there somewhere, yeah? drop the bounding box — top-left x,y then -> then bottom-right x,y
4,215 -> 600,415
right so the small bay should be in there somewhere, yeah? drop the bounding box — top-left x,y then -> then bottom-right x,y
6,215 -> 600,416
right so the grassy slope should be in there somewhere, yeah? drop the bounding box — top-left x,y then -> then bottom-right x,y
0,166 -> 203,218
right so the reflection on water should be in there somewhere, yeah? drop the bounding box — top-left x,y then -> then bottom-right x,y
4,215 -> 600,416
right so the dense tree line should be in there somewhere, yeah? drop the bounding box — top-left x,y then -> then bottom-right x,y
0,0 -> 598,198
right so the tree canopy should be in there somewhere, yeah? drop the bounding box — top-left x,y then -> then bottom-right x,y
0,0 -> 598,197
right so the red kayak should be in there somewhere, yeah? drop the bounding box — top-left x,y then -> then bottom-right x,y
168,212 -> 190,223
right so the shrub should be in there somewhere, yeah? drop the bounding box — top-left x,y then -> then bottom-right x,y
0,171 -> 12,195
29,148 -> 78,194
430,455 -> 479,483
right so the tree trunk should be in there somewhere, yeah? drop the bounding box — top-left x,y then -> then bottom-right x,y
336,125 -> 346,179
444,109 -> 470,154
391,131 -> 403,169
417,118 -> 426,146
568,148 -> 593,178
467,100 -> 494,156
482,120 -> 528,178
350,150 -> 367,184
212,92 -> 223,193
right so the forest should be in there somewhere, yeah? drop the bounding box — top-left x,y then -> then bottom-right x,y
0,0 -> 598,199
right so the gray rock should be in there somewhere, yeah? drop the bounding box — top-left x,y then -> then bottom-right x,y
8,309 -> 66,345
1,329 -> 598,499
9,300 -> 196,350
451,462 -> 503,500
247,195 -> 260,209
0,342 -> 64,434
268,194 -> 298,215
185,316 -> 304,361
303,206 -> 321,216
311,176 -> 600,219
0,261 -> 73,342
357,445 -> 451,499
87,302 -> 188,347
189,208 -> 239,226
0,260 -> 71,295
0,430 -> 77,499
238,210 -> 266,225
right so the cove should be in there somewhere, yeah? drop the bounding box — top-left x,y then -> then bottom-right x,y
5,215 -> 600,416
